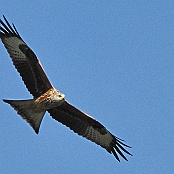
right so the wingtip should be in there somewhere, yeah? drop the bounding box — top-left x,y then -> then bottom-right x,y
2,15 -> 8,23
2,15 -> 6,20
1,15 -> 5,22
34,128 -> 39,134
109,136 -> 133,162
3,99 -> 9,103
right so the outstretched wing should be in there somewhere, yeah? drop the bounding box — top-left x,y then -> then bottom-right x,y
48,101 -> 132,161
0,16 -> 52,98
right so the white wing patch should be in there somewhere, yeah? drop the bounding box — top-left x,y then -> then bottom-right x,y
3,37 -> 27,61
84,126 -> 113,148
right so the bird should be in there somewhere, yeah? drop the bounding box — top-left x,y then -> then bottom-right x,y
0,15 -> 132,162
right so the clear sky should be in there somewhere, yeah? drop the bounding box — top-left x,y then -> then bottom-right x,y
0,1 -> 173,174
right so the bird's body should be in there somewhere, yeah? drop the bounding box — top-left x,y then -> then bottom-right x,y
0,16 -> 132,162
34,87 -> 65,110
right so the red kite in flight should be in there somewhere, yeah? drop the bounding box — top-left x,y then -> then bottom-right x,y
0,16 -> 132,161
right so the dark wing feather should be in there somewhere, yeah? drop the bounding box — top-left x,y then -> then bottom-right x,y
0,16 -> 52,98
48,101 -> 132,161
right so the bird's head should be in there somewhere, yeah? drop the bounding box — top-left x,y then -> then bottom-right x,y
55,90 -> 65,101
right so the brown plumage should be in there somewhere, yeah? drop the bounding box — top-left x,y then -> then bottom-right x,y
1,15 -> 132,162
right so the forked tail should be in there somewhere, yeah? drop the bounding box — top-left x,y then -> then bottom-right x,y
3,99 -> 46,133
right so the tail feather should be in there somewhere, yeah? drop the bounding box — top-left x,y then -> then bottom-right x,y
3,99 -> 46,133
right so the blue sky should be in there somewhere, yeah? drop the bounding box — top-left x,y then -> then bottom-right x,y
0,1 -> 173,173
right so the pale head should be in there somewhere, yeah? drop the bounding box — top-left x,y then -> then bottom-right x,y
53,90 -> 65,101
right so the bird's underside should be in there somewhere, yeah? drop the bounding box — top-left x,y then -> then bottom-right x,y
0,15 -> 132,162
